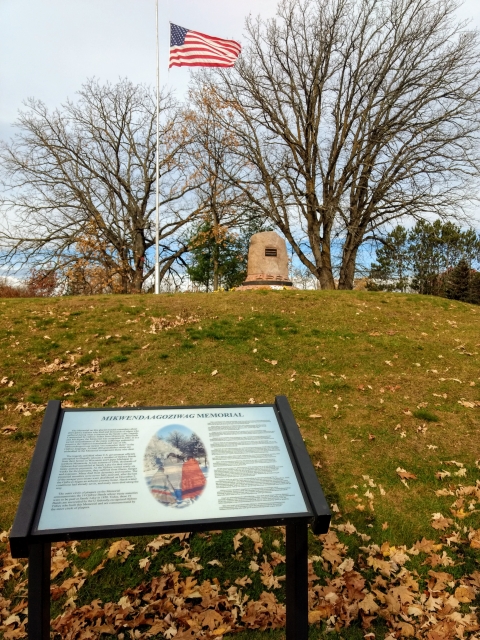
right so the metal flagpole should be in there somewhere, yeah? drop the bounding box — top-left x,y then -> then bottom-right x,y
154,0 -> 160,294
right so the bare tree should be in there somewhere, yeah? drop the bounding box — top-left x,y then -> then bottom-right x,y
186,86 -> 262,290
0,79 -> 204,293
198,0 -> 480,289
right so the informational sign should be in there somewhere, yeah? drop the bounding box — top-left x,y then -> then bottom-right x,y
36,406 -> 309,532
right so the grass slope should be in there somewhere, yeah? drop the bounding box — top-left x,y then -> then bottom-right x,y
0,290 -> 479,639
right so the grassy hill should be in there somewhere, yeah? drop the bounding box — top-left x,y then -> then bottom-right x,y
0,290 -> 479,639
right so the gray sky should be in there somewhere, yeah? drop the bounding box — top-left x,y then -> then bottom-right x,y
0,0 -> 279,140
1,0 -> 479,143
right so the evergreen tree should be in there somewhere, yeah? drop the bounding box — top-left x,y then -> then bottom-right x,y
408,221 -> 444,295
469,272 -> 480,305
187,217 -> 271,291
187,222 -> 247,291
186,433 -> 206,463
445,259 -> 471,302
369,226 -> 409,291
369,220 -> 480,297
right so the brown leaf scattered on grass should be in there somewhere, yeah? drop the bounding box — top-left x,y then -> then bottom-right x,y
431,513 -> 454,530
13,401 -> 46,414
149,312 -> 199,334
243,528 -> 263,553
468,529 -> 480,549
107,540 -> 135,561
458,399 -> 480,408
50,549 -> 70,579
90,560 -> 106,576
38,355 -> 76,374
396,468 -> 417,487
233,532 -> 243,550
1,425 -> 17,435
138,557 -> 150,572
1,516 -> 480,640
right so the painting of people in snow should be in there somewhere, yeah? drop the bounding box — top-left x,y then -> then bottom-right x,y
144,424 -> 208,508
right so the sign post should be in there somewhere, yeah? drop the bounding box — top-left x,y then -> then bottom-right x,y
10,396 -> 331,640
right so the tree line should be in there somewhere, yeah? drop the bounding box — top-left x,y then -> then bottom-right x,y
368,220 -> 480,303
1,0 -> 480,294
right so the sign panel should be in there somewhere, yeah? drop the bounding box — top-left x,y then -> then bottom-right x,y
36,406 -> 309,532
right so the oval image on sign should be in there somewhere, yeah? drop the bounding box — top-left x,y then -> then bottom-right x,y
144,424 -> 208,508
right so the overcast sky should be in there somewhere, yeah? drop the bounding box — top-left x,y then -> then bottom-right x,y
1,0 -> 479,143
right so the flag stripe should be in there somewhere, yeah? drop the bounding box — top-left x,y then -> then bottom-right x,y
169,23 -> 241,69
188,31 -> 241,54
170,43 -> 238,58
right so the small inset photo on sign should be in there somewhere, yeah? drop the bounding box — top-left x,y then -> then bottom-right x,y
144,424 -> 208,508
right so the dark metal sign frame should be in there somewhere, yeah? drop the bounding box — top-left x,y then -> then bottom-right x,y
10,395 -> 331,640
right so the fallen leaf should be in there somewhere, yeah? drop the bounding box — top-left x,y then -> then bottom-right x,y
1,425 -> 18,435
455,585 -> 475,602
139,557 -> 151,572
396,467 -> 417,480
458,399 -> 479,408
107,539 -> 135,561
431,513 -> 454,530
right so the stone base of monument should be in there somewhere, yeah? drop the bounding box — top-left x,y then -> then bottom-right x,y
237,273 -> 294,290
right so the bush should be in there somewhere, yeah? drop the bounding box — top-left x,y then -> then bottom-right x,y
0,277 -> 28,298
0,269 -> 57,298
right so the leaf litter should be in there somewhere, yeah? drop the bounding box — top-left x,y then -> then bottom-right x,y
1,465 -> 480,639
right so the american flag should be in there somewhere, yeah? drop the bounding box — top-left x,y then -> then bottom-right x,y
169,23 -> 241,68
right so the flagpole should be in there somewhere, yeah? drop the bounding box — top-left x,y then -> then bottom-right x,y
154,0 -> 160,294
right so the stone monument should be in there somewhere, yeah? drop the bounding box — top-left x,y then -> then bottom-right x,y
238,231 -> 293,289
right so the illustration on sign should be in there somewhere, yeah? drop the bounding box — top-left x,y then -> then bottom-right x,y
145,424 -> 208,508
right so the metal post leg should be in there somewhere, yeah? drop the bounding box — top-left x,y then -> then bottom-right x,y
28,542 -> 51,640
286,521 -> 309,640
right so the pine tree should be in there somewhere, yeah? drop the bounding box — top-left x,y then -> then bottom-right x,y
369,226 -> 409,291
445,259 -> 471,302
468,272 -> 480,305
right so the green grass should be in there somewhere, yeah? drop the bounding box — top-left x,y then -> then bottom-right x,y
0,290 -> 479,639
413,408 -> 440,421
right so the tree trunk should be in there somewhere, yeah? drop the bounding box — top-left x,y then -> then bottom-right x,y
338,217 -> 365,289
132,266 -> 144,293
132,227 -> 146,293
212,177 -> 220,292
318,247 -> 336,289
338,249 -> 358,289
309,214 -> 336,289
